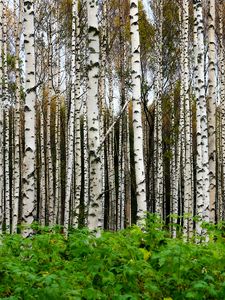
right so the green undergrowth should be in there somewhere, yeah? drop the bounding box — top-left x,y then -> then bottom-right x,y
1,216 -> 225,300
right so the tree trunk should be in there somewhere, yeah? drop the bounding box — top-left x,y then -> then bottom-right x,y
130,0 -> 146,222
194,0 -> 210,234
182,0 -> 193,238
207,0 -> 216,223
0,0 -> 3,233
86,0 -> 103,230
22,0 -> 36,234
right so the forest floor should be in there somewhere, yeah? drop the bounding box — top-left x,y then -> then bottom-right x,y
0,216 -> 225,300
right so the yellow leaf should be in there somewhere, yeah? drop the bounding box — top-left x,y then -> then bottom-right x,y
139,248 -> 151,261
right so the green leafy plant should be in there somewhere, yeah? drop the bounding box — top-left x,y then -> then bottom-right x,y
1,217 -> 225,299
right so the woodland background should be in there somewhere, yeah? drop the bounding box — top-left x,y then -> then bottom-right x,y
0,0 -> 224,238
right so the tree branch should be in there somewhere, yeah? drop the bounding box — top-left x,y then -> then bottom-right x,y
97,98 -> 131,154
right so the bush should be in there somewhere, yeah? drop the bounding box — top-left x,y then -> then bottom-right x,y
1,218 -> 225,299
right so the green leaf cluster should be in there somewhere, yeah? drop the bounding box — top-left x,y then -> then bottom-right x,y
1,218 -> 225,299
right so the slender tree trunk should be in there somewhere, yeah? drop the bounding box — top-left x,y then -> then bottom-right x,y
86,0 -> 103,230
3,0 -> 10,233
182,0 -> 193,238
47,18 -> 54,225
219,0 -> 225,220
64,0 -> 77,231
154,0 -> 164,219
98,0 -> 107,228
73,0 -> 81,228
81,1 -> 89,226
207,0 -> 216,222
108,63 -> 116,230
194,0 -> 210,234
39,99 -> 46,225
171,91 -> 178,237
12,0 -> 22,233
22,0 -> 36,233
130,0 -> 146,221
54,8 -> 61,225
0,0 -> 3,233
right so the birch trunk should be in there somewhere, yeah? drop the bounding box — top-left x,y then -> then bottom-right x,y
0,0 -> 3,233
39,100 -> 46,225
73,0 -> 81,228
182,0 -> 193,237
54,8 -> 62,225
47,19 -> 54,225
194,0 -> 210,234
130,0 -> 146,221
3,1 -> 10,233
64,0 -> 76,231
154,0 -> 163,218
81,1 -> 89,226
12,0 -> 22,233
219,0 -> 225,220
22,0 -> 36,232
106,0 -> 116,230
108,64 -> 116,230
86,0 -> 103,230
207,0 -> 216,222
171,92 -> 178,237
99,1 -> 107,228
125,103 -> 131,227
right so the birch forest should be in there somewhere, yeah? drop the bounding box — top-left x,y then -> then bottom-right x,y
2,0 -> 225,299
0,0 -> 224,238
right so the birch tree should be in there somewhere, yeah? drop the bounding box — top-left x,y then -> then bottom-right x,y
73,0 -> 81,228
3,0 -> 10,233
0,0 -> 3,233
12,0 -> 23,233
219,0 -> 225,220
22,0 -> 36,231
130,0 -> 146,221
207,0 -> 216,223
154,0 -> 164,218
181,0 -> 193,237
86,0 -> 103,229
193,0 -> 210,234
64,0 -> 76,231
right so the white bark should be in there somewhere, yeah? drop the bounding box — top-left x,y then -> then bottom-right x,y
0,0 -> 3,233
154,0 -> 163,218
22,0 -> 36,232
3,1 -> 10,233
39,101 -> 46,226
47,18 -> 54,225
108,63 -> 116,230
130,0 -> 146,221
207,0 -> 216,222
125,103 -> 131,227
86,0 -> 103,230
118,118 -> 125,229
12,0 -> 23,233
99,1 -> 107,228
171,91 -> 178,237
194,0 -> 210,234
73,0 -> 81,228
64,0 -> 76,231
54,9 -> 61,225
182,0 -> 193,237
82,2 -> 89,226
219,0 -> 225,220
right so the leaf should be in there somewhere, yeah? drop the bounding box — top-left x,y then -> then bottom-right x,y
139,248 -> 151,261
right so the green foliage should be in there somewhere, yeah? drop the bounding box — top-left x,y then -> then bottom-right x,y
1,219 -> 225,299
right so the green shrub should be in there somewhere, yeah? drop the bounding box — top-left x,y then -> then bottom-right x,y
1,218 -> 225,299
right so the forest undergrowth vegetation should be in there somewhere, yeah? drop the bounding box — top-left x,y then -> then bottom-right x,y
1,215 -> 225,300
